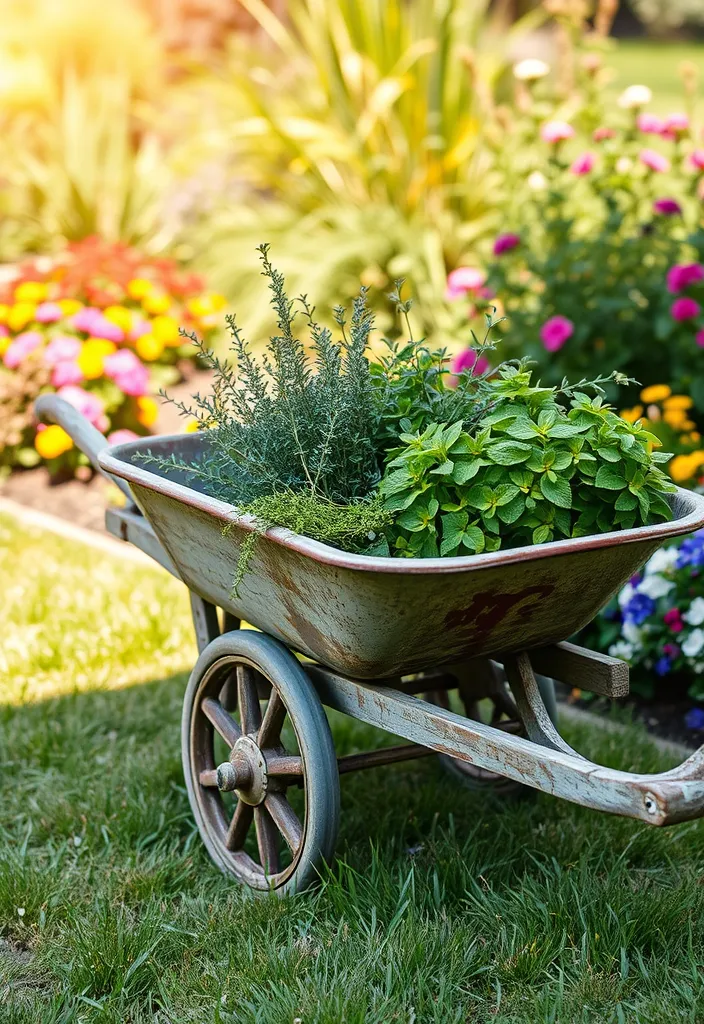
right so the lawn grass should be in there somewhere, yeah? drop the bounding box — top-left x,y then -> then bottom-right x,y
606,40 -> 704,112
2,510 -> 704,1023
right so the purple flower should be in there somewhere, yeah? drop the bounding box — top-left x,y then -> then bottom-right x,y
622,592 -> 655,625
654,655 -> 671,676
653,198 -> 682,216
540,315 -> 574,352
684,707 -> 704,731
676,531 -> 704,569
493,233 -> 520,256
666,263 -> 704,294
671,297 -> 701,321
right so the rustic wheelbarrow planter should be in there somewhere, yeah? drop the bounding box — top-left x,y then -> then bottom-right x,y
37,394 -> 704,894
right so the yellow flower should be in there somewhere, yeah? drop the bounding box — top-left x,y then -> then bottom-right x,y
77,338 -> 116,379
186,297 -> 211,318
104,305 -> 133,333
151,314 -> 180,346
142,292 -> 171,315
35,425 -> 73,459
127,278 -> 154,300
136,395 -> 159,427
0,304 -> 9,324
620,405 -> 643,424
7,302 -> 36,331
663,409 -> 687,430
663,394 -> 693,411
15,281 -> 48,303
135,333 -> 164,361
0,333 -> 10,356
58,298 -> 83,316
681,419 -> 697,432
209,293 -> 227,311
670,452 -> 704,483
640,384 -> 671,403
185,419 -> 200,433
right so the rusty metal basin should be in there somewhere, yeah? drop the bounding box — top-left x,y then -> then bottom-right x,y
100,433 -> 704,680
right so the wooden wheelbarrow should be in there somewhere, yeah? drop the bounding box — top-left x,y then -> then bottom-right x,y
36,394 -> 704,894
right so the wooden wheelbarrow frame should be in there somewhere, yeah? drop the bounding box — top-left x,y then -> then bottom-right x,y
34,394 -> 704,891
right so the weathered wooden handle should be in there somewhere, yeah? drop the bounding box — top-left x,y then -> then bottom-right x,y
528,641 -> 629,698
34,394 -> 134,505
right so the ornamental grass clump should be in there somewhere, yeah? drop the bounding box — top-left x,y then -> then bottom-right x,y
153,247 -> 677,584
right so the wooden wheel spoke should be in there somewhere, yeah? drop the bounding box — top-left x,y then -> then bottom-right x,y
238,665 -> 262,735
254,805 -> 280,875
202,697 -> 241,747
225,799 -> 254,851
258,690 -> 286,749
264,753 -> 304,778
199,769 -> 219,787
265,792 -> 303,852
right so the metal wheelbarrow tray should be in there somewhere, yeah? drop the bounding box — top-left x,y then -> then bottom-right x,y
34,395 -> 704,895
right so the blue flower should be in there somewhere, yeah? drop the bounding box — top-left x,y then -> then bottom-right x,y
676,530 -> 704,569
654,655 -> 671,677
622,592 -> 655,625
684,707 -> 704,731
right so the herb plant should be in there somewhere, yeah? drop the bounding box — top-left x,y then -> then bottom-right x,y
380,364 -> 675,558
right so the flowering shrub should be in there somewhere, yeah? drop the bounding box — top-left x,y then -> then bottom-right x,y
621,384 -> 704,488
452,77 -> 704,421
0,237 -> 223,473
586,529 -> 704,703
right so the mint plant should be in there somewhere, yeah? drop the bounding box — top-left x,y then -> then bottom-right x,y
380,365 -> 675,558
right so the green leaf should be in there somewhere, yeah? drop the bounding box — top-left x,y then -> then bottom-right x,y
486,440 -> 533,465
430,460 -> 454,476
533,524 -> 552,544
539,474 -> 572,508
506,419 -> 539,440
461,526 -> 486,553
466,485 -> 493,511
442,421 -> 464,447
497,495 -> 525,524
441,510 -> 468,535
596,447 -> 620,462
595,466 -> 627,490
495,483 -> 520,505
614,491 -> 637,511
548,422 -> 584,438
440,535 -> 461,556
452,458 -> 482,484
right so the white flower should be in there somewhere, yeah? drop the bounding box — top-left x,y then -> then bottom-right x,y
682,629 -> 704,659
645,547 -> 678,576
618,582 -> 636,609
609,641 -> 634,661
618,84 -> 652,109
616,157 -> 632,175
622,620 -> 644,648
684,597 -> 704,627
637,575 -> 674,600
513,58 -> 550,82
527,170 -> 547,190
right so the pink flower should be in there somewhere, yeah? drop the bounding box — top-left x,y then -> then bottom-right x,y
593,126 -> 615,142
51,361 -> 83,387
3,330 -> 43,369
696,330 -> 704,348
666,263 -> 704,293
569,151 -> 596,175
35,302 -> 63,323
493,233 -> 520,256
637,113 -> 665,134
640,148 -> 670,173
661,112 -> 689,139
653,197 -> 682,216
663,643 -> 680,658
44,335 -> 81,365
451,349 -> 490,376
540,315 -> 574,352
71,307 -> 103,333
540,120 -> 574,143
128,316 -> 151,342
671,297 -> 701,321
108,429 -> 139,446
103,348 -> 149,397
664,608 -> 683,633
689,149 -> 704,171
445,266 -> 486,300
57,385 -> 106,429
90,315 -> 124,343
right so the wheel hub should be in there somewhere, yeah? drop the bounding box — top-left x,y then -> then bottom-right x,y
215,734 -> 268,806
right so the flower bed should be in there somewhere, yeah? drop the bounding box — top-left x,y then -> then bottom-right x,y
0,236 -> 223,474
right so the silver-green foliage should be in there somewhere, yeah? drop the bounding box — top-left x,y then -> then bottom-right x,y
381,365 -> 676,558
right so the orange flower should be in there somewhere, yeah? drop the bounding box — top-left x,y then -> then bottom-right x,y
620,405 -> 643,424
35,425 -> 73,459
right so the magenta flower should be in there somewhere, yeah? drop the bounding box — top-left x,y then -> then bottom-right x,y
57,385 -> 106,429
569,151 -> 596,175
445,266 -> 486,300
690,149 -> 704,171
653,197 -> 682,216
108,429 -> 139,446
636,113 -> 665,134
3,330 -> 43,369
103,348 -> 149,397
593,126 -> 615,142
639,148 -> 670,173
44,335 -> 81,365
664,608 -> 684,633
492,233 -> 520,256
662,112 -> 689,139
666,263 -> 704,294
51,361 -> 83,387
540,316 -> 574,352
540,120 -> 575,144
671,297 -> 701,321
35,302 -> 63,324
451,349 -> 490,376
696,330 -> 704,348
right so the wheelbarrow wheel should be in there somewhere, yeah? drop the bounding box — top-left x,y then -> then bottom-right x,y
182,630 -> 340,894
427,659 -> 557,795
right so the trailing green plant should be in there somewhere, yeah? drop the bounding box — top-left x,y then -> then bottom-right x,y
379,366 -> 676,558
